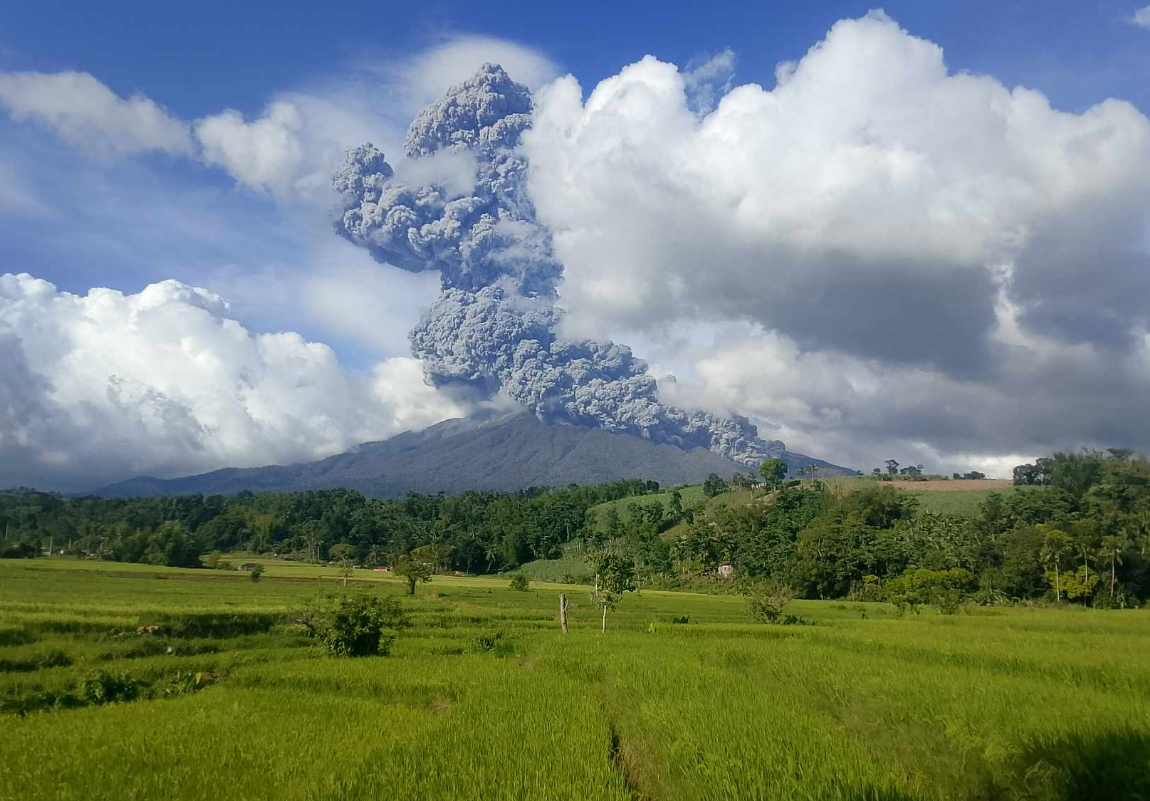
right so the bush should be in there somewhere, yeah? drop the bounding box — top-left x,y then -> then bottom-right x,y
0,542 -> 37,559
298,594 -> 410,658
469,630 -> 515,657
746,581 -> 794,624
154,671 -> 221,699
884,567 -> 973,613
80,671 -> 141,705
509,574 -> 530,592
249,564 -> 264,583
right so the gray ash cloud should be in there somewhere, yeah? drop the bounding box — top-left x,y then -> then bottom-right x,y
332,63 -> 780,465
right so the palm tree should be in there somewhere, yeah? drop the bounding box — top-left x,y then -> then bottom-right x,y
1038,524 -> 1071,601
483,538 -> 500,573
1101,536 -> 1124,600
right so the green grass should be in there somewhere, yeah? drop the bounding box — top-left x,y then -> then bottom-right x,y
517,542 -> 592,582
904,488 -> 1006,515
587,485 -> 706,531
818,476 -> 1028,516
2,557 -> 1149,800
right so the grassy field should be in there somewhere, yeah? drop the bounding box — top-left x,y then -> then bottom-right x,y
821,476 -> 1022,516
587,478 -> 1018,542
588,485 -> 707,531
517,541 -> 592,581
3,558 -> 1149,801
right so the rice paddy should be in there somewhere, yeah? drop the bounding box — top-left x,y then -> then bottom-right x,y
3,557 -> 1149,801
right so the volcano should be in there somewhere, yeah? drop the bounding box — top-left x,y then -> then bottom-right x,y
91,411 -> 854,499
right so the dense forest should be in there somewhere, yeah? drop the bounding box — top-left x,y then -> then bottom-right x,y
0,479 -> 661,573
3,451 -> 1149,606
660,450 -> 1150,606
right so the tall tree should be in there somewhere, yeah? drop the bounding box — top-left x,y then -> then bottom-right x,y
1038,524 -> 1072,601
586,546 -> 636,632
758,459 -> 788,492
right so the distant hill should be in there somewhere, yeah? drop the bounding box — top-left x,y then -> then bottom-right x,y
91,411 -> 855,499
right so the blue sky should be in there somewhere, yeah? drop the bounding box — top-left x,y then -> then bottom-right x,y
2,1 -> 1150,488
2,0 -> 1148,313
3,0 -> 1148,119
1,1 -> 1146,314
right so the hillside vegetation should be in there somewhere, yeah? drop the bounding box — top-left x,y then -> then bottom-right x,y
5,450 -> 1147,609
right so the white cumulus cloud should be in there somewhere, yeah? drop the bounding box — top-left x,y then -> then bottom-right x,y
525,11 -> 1150,365
0,273 -> 462,491
0,71 -> 194,156
523,11 -> 1150,470
194,102 -> 307,196
0,35 -> 555,200
1133,4 -> 1150,29
390,34 -> 561,111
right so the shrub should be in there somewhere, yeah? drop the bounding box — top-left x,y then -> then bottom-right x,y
155,671 -> 221,698
469,630 -> 515,657
0,542 -> 37,559
857,574 -> 884,602
884,567 -> 973,613
509,574 -> 530,592
201,552 -> 234,571
746,580 -> 794,624
80,671 -> 141,705
298,594 -> 410,658
249,564 -> 265,582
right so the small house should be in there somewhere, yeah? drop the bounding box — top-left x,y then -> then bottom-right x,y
717,562 -> 736,580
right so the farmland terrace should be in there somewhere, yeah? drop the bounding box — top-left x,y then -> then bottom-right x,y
2,558 -> 1148,801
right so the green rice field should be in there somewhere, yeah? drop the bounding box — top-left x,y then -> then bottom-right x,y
2,557 -> 1148,801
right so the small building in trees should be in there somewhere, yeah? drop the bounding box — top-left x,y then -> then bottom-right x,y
717,562 -> 736,580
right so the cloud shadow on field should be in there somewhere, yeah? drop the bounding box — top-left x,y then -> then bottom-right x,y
981,728 -> 1150,801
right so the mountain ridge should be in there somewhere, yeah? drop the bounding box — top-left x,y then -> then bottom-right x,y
91,412 -> 855,499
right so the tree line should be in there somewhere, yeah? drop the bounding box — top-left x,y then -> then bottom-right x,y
5,449 -> 1149,607
868,460 -> 987,481
666,450 -> 1150,606
0,479 -> 662,572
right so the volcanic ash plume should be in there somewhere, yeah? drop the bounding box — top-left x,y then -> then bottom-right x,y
332,64 -> 780,465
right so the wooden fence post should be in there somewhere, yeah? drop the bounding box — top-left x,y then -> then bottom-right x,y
559,592 -> 569,634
